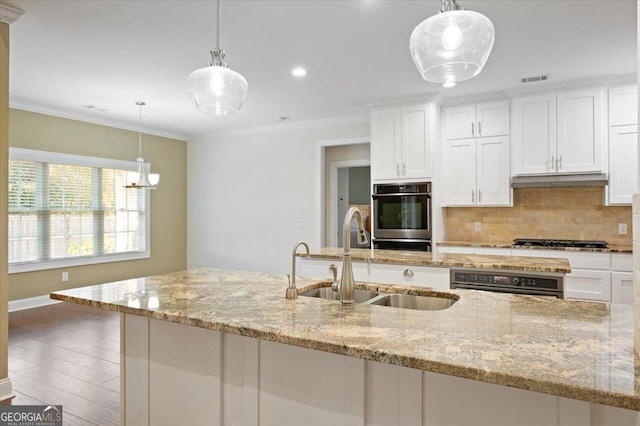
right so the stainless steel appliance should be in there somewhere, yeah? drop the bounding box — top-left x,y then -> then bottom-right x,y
512,238 -> 608,249
372,182 -> 431,251
450,269 -> 564,298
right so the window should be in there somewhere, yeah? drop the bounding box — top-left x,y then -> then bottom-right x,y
8,148 -> 150,273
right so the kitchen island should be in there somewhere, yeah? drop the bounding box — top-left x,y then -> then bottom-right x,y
51,268 -> 639,426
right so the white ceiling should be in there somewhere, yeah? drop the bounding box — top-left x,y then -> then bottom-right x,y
5,0 -> 637,140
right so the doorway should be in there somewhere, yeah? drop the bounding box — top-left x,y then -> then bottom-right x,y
334,165 -> 371,247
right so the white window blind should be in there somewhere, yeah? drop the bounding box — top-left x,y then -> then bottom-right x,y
8,148 -> 151,273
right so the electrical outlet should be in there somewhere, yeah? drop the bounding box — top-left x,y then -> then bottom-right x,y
618,223 -> 628,235
62,272 -> 69,282
474,222 -> 482,232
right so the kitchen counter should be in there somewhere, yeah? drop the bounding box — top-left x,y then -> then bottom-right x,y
438,240 -> 633,253
51,268 -> 639,411
303,247 -> 571,273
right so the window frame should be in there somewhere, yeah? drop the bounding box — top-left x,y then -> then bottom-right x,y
8,148 -> 151,274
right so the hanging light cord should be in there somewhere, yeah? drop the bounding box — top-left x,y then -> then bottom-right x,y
216,0 -> 221,51
136,101 -> 145,161
209,0 -> 227,67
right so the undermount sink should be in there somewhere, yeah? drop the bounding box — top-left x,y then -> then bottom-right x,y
299,287 -> 380,304
364,293 -> 457,311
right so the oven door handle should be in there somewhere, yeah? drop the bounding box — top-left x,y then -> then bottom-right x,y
372,192 -> 432,198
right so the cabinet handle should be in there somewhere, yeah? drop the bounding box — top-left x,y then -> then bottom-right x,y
472,190 -> 475,203
471,122 -> 474,136
478,189 -> 482,202
551,155 -> 555,171
478,121 -> 482,136
403,163 -> 406,176
396,163 -> 400,177
403,269 -> 414,277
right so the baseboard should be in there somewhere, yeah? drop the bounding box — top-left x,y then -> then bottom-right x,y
0,377 -> 14,402
9,295 -> 62,312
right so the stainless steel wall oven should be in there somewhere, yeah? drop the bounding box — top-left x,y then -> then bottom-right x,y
372,182 -> 431,251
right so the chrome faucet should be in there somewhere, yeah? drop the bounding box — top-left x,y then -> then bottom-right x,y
337,207 -> 368,306
286,241 -> 310,299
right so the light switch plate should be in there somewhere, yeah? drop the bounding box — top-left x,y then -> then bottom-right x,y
474,222 -> 482,232
618,223 -> 628,235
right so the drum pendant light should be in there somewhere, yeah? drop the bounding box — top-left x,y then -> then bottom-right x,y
409,0 -> 495,87
186,0 -> 248,115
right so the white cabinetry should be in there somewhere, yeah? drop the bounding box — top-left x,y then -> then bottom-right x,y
369,263 -> 450,289
511,249 -> 611,302
298,257 -> 368,282
437,246 -> 512,256
513,88 -> 606,175
607,85 -> 638,205
443,101 -> 510,140
611,254 -> 633,305
442,101 -> 510,207
443,136 -> 510,206
371,103 -> 434,181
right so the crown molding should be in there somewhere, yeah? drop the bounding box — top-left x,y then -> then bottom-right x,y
365,92 -> 441,109
0,3 -> 24,24
198,114 -> 370,139
10,100 -> 188,141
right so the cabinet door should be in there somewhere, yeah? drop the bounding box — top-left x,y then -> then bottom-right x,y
512,94 -> 557,175
564,269 -> 611,302
476,136 -> 511,206
611,272 -> 633,305
371,108 -> 402,180
476,100 -> 510,137
557,88 -> 605,173
609,86 -> 638,126
369,263 -> 450,289
608,125 -> 638,205
402,104 -> 432,179
443,104 -> 476,140
442,138 -> 477,206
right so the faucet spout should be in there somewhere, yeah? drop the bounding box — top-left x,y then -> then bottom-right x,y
287,241 -> 310,299
339,207 -> 368,306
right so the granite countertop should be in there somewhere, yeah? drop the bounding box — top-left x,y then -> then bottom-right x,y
303,247 -> 571,273
51,268 -> 638,411
438,240 -> 633,254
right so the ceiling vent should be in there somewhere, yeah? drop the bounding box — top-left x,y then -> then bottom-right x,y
521,74 -> 549,84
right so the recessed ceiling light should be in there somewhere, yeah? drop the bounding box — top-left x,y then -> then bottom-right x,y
291,67 -> 307,77
277,116 -> 290,122
82,104 -> 95,109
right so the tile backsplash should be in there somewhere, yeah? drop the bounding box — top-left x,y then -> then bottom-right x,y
444,187 -> 632,246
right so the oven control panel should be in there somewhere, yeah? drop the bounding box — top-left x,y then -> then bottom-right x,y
451,272 -> 560,290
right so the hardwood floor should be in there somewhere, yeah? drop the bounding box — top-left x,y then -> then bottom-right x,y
6,302 -> 120,425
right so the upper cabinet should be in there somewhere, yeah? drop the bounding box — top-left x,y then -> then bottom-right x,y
442,100 -> 511,207
443,101 -> 510,140
512,88 -> 606,175
608,85 -> 638,205
371,103 -> 434,181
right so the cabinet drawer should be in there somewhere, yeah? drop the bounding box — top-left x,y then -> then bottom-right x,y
611,254 -> 633,272
370,264 -> 449,289
564,269 -> 611,302
437,246 -> 512,256
511,249 -> 610,270
298,258 -> 368,282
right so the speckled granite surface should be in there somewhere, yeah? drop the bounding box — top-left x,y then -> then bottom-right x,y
438,240 -> 633,253
51,268 -> 638,411
304,247 -> 571,273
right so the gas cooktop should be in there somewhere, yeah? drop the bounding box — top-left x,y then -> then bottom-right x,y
513,238 -> 608,249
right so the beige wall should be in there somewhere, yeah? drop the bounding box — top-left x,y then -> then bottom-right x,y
445,187 -> 632,247
1,21 -> 10,395
8,109 -> 187,300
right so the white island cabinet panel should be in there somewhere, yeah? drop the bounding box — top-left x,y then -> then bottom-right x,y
259,340 -> 365,426
224,334 -> 259,426
366,361 -> 422,426
148,319 -> 223,426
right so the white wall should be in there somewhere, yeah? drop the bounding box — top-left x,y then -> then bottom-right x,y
187,122 -> 369,274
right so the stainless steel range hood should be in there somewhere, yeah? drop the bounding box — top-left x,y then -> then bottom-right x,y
510,173 -> 608,188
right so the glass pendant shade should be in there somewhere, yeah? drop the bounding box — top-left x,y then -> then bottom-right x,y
409,10 -> 495,84
186,64 -> 248,116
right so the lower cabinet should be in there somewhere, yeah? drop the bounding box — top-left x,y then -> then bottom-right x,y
612,272 -> 633,305
564,269 -> 612,302
298,257 -> 369,282
369,263 -> 450,289
123,315 -> 639,426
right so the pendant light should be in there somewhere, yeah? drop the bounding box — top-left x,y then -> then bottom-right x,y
186,0 -> 248,115
409,0 -> 495,88
125,102 -> 159,189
